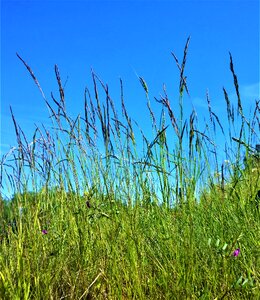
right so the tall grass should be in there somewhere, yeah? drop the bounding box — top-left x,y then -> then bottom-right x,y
0,38 -> 259,299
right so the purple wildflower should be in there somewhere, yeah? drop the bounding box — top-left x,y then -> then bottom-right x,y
41,229 -> 48,235
233,248 -> 240,257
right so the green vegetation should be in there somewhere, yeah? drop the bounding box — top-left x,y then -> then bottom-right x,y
0,38 -> 259,299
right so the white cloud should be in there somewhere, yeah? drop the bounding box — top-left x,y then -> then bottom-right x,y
191,96 -> 209,111
240,82 -> 259,101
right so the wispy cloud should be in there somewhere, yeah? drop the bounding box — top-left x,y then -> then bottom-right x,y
192,96 -> 209,111
240,82 -> 259,101
192,81 -> 259,113
0,143 -> 14,152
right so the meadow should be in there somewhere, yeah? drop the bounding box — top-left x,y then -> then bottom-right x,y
0,38 -> 259,299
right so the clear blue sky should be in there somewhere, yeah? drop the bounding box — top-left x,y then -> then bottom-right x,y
1,0 -> 259,195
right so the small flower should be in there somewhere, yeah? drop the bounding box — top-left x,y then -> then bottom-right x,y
233,248 -> 240,257
41,229 -> 48,235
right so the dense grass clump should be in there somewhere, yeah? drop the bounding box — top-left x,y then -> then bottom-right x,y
0,38 -> 259,299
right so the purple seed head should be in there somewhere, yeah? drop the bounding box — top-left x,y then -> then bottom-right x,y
42,229 -> 48,235
233,248 -> 240,257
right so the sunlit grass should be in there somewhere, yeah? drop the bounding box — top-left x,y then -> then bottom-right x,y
0,38 -> 259,299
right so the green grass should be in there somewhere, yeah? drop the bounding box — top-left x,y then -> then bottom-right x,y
0,38 -> 259,299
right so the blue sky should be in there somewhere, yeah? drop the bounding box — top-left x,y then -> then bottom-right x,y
1,0 -> 259,196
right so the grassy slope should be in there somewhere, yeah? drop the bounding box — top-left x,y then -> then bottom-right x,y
0,183 -> 259,299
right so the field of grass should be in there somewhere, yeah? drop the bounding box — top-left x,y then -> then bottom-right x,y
0,38 -> 259,299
